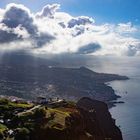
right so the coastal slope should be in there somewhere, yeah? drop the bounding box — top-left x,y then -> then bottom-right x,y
0,97 -> 123,140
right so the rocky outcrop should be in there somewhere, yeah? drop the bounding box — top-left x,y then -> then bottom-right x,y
76,97 -> 123,140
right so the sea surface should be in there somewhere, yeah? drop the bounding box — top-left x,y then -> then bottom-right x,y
56,55 -> 140,140
87,56 -> 140,140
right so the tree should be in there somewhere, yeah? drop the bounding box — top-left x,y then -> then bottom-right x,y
15,128 -> 30,140
33,107 -> 46,119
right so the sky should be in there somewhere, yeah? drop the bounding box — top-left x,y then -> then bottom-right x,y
0,0 -> 140,56
0,0 -> 140,24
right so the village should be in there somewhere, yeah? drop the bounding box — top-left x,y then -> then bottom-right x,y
0,95 -> 68,139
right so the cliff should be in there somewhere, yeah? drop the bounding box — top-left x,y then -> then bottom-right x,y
76,97 -> 123,140
31,98 -> 123,140
0,97 -> 123,140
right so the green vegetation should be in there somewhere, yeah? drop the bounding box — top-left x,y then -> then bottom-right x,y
0,97 -> 123,140
67,101 -> 76,107
0,124 -> 7,140
33,107 -> 46,118
45,108 -> 70,130
0,98 -> 81,139
0,123 -> 7,132
0,98 -> 33,111
9,102 -> 33,108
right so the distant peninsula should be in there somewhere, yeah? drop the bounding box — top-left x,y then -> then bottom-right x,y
0,53 -> 129,107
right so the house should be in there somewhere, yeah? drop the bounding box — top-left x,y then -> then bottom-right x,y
36,96 -> 64,105
36,97 -> 47,104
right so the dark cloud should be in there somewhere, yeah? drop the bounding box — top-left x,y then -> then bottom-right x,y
0,4 -> 55,47
2,4 -> 37,35
34,33 -> 55,47
0,30 -> 21,43
72,26 -> 85,36
58,22 -> 66,28
77,43 -> 101,54
68,16 -> 94,28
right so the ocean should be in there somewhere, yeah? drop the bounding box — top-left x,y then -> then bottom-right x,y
56,55 -> 140,140
87,56 -> 140,140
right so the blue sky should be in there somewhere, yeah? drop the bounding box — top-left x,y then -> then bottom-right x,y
0,0 -> 140,25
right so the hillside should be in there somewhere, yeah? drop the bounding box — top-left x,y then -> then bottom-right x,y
0,97 -> 123,140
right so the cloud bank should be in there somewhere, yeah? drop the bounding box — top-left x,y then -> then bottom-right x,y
0,3 -> 140,56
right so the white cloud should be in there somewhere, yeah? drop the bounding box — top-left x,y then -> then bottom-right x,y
116,22 -> 137,33
0,3 -> 140,56
0,8 -> 4,21
36,4 -> 60,18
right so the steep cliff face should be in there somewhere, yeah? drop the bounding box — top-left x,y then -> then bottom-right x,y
31,98 -> 123,140
0,97 -> 123,140
76,97 -> 123,140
